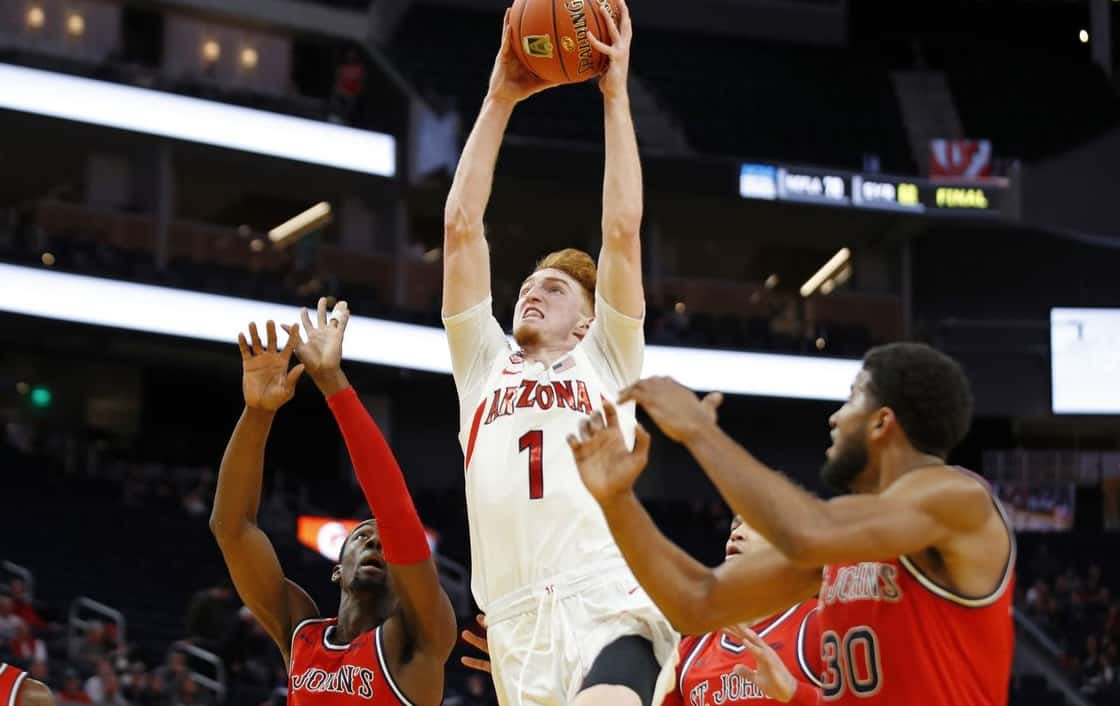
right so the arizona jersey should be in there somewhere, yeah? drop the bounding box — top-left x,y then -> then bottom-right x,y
663,602 -> 822,706
817,472 -> 1015,705
444,293 -> 643,608
0,664 -> 28,706
288,618 -> 415,706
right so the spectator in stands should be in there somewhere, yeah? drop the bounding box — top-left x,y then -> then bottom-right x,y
72,623 -> 109,673
152,652 -> 188,694
8,579 -> 45,631
169,676 -> 209,706
97,670 -> 129,706
84,658 -> 116,703
120,662 -> 159,706
184,583 -> 237,648
0,596 -> 24,646
60,669 -> 92,704
328,49 -> 365,125
8,621 -> 47,665
221,607 -> 273,689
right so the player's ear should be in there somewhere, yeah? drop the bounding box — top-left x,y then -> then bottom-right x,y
331,565 -> 342,584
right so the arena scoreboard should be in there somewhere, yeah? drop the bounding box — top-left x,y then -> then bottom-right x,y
739,163 -> 1012,218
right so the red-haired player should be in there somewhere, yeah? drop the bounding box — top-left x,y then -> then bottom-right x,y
441,1 -> 676,705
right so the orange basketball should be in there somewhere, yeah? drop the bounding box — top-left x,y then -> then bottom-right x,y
509,0 -> 620,85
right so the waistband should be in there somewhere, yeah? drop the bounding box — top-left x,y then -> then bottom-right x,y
485,557 -> 635,625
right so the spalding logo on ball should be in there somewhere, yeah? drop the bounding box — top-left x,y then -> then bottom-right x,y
511,0 -> 620,85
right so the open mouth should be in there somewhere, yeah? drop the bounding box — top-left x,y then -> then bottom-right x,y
359,556 -> 385,572
522,307 -> 544,321
725,545 -> 742,559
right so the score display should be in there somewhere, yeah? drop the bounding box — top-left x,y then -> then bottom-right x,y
740,163 -> 1010,218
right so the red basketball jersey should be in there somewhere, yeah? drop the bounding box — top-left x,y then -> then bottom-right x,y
817,475 -> 1015,706
663,601 -> 822,706
0,663 -> 28,706
288,618 -> 416,706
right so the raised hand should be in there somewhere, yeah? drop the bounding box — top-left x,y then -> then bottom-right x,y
487,8 -> 555,105
283,298 -> 350,398
460,614 -> 490,674
588,0 -> 632,100
238,321 -> 304,412
568,401 -> 651,508
725,625 -> 799,703
618,377 -> 723,444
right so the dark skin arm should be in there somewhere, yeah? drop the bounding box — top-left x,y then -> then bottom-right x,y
568,401 -> 820,634
620,377 -> 1008,598
288,299 -> 457,705
210,321 -> 318,667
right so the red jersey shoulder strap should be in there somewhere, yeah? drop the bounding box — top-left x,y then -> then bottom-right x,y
795,604 -> 823,687
677,633 -> 713,695
898,467 -> 1017,608
373,625 -> 419,706
0,663 -> 28,706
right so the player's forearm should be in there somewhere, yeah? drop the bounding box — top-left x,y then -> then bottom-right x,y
685,423 -> 828,564
601,93 -> 642,243
600,492 -> 717,634
211,407 -> 273,537
444,97 -> 515,245
327,387 -> 430,565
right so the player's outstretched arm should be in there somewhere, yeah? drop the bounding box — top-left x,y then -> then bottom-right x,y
288,301 -> 457,678
589,0 -> 644,319
211,321 -> 318,666
620,378 -> 996,567
443,10 -> 554,318
569,403 -> 820,634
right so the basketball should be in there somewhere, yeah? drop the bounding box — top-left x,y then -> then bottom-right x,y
509,0 -> 620,85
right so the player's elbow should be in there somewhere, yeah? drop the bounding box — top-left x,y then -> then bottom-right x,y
443,206 -> 481,252
602,213 -> 642,247
208,513 -> 242,544
670,574 -> 723,636
779,527 -> 831,567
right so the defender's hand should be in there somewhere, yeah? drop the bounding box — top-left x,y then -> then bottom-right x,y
460,614 -> 491,674
618,377 -> 722,444
238,321 -> 304,412
284,298 -> 350,397
569,401 -> 651,508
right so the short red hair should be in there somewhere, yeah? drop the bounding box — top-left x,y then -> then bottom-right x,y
534,248 -> 597,310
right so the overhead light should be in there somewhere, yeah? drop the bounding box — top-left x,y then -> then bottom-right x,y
821,280 -> 835,295
1079,29 -> 1089,44
16,382 -> 29,395
269,202 -> 333,249
800,247 -> 851,298
0,263 -> 863,402
41,252 -> 55,266
240,47 -> 259,70
0,62 -> 397,176
202,39 -> 221,63
249,238 -> 265,253
764,274 -> 779,290
26,6 -> 45,30
422,247 -> 442,264
815,337 -> 827,350
66,12 -> 85,37
674,301 -> 686,315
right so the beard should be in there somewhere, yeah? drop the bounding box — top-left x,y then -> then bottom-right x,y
348,571 -> 387,594
512,321 -> 542,349
820,438 -> 869,494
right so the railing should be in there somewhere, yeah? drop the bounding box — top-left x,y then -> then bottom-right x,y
68,597 -> 127,661
1,560 -> 34,602
173,641 -> 228,704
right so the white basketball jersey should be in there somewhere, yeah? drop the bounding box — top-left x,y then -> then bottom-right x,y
443,293 -> 643,609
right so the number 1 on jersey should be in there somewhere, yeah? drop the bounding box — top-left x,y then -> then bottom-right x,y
519,430 -> 544,499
